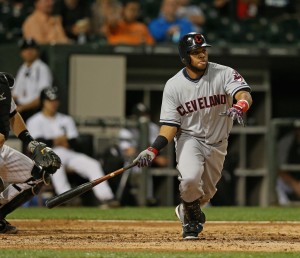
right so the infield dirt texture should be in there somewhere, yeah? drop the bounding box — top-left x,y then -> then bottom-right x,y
1,220 -> 300,252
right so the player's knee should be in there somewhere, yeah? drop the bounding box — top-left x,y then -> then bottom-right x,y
181,176 -> 199,189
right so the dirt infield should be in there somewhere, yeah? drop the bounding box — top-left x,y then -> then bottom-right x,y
1,220 -> 300,252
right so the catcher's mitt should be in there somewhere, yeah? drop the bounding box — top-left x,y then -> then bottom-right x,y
28,141 -> 61,174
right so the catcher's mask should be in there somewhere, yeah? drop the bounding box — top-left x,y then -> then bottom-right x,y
0,72 -> 15,89
178,32 -> 211,65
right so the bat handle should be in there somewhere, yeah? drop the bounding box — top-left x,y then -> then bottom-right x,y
124,160 -> 138,170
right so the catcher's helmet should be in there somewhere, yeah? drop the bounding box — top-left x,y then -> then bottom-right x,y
178,32 -> 211,65
40,86 -> 59,103
0,72 -> 15,89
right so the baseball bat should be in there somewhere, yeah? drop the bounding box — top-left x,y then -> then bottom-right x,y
45,161 -> 138,209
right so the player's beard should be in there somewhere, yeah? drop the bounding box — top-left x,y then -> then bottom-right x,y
188,62 -> 207,73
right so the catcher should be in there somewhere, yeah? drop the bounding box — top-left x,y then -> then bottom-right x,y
0,72 -> 61,234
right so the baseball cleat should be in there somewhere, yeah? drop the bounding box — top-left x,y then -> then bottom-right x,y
175,204 -> 205,240
175,204 -> 206,224
0,219 -> 18,234
175,204 -> 184,223
182,221 -> 203,240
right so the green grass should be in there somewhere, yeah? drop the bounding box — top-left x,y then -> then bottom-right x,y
7,206 -> 300,221
0,250 -> 300,258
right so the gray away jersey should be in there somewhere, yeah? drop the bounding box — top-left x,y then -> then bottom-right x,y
160,62 -> 251,144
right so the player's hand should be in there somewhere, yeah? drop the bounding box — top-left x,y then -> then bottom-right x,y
220,105 -> 245,126
28,141 -> 62,174
133,147 -> 158,168
220,100 -> 249,127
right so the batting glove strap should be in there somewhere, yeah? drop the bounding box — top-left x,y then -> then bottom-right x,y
147,147 -> 159,156
134,147 -> 158,168
234,100 -> 249,113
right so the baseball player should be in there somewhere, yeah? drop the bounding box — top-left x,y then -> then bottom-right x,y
134,32 -> 253,240
12,38 -> 53,121
26,87 -> 117,207
0,72 -> 61,234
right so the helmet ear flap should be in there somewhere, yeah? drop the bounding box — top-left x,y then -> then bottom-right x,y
181,55 -> 190,65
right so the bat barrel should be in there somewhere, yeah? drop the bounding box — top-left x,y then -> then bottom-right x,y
45,182 -> 92,208
45,161 -> 138,209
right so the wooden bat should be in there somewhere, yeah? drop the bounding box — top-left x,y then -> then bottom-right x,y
45,161 -> 138,209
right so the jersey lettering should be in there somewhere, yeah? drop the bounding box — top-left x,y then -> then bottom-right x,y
176,94 -> 226,116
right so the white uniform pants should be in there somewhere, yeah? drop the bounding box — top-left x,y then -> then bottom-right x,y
51,147 -> 114,202
176,134 -> 228,205
0,145 -> 35,206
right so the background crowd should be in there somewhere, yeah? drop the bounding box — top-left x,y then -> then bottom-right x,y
0,0 -> 299,46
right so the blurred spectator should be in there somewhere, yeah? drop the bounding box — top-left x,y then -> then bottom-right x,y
213,0 -> 232,17
139,0 -> 161,24
90,0 -> 122,41
53,0 -> 91,43
176,0 -> 205,33
100,128 -> 138,206
276,123 -> 300,205
0,0 -> 33,42
236,0 -> 261,20
103,0 -> 155,45
148,0 -> 194,43
22,0 -> 71,44
12,38 -> 53,122
27,87 -> 119,207
100,103 -> 170,206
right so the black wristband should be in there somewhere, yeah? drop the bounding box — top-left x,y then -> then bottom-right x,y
151,135 -> 168,151
18,130 -> 34,146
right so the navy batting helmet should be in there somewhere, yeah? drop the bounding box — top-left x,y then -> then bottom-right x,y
0,72 -> 15,89
178,32 -> 211,65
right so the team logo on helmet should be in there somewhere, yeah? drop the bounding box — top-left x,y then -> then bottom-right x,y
194,35 -> 203,44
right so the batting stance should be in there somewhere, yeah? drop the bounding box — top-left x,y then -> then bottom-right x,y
0,72 -> 61,234
134,32 -> 253,240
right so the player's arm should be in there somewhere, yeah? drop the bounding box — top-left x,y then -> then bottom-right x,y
16,97 -> 41,113
158,125 -> 178,143
10,112 -> 61,174
10,111 -> 28,137
234,90 -> 253,111
134,125 -> 178,167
